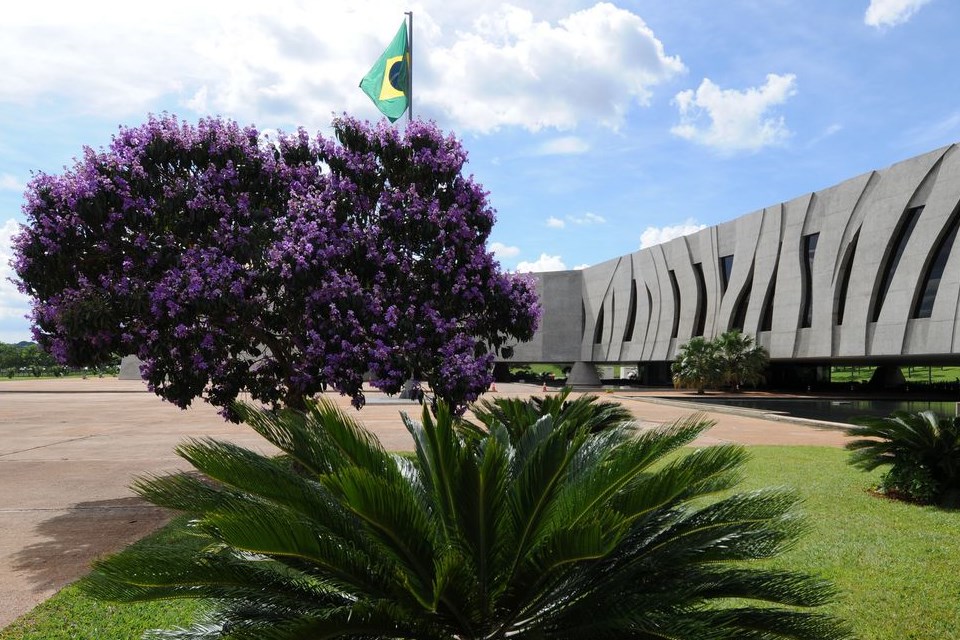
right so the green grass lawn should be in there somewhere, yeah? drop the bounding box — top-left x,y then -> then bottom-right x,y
2,447 -> 958,639
831,364 -> 960,384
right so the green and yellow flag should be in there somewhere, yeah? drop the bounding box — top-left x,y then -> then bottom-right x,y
359,22 -> 410,122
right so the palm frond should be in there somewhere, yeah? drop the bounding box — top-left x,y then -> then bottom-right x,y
84,395 -> 847,639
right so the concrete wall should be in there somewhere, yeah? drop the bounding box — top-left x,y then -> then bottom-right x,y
508,143 -> 960,365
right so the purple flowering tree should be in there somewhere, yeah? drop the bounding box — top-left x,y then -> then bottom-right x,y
12,114 -> 540,418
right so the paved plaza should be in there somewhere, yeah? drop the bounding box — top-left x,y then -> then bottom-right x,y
0,378 -> 850,628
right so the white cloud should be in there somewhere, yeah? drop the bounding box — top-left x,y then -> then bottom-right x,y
489,241 -> 521,258
639,218 -> 707,249
807,123 -> 843,147
671,74 -> 798,152
901,110 -> 960,148
424,2 -> 685,132
549,212 -> 605,229
865,0 -> 932,28
0,218 -> 30,321
516,253 -> 567,272
573,263 -> 590,270
569,212 -> 606,225
0,2 -> 683,134
534,136 -> 590,156
0,174 -> 23,192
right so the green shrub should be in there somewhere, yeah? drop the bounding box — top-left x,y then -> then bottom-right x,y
846,410 -> 960,507
82,398 -> 849,639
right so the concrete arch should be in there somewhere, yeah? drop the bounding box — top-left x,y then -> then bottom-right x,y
508,143 -> 960,369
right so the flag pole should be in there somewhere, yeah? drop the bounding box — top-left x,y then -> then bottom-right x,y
405,11 -> 413,122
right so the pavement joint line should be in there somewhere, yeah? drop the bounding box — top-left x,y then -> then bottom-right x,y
0,435 -> 99,458
0,505 -> 157,513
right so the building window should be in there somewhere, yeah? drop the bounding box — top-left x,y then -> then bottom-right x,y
729,267 -> 754,332
693,262 -> 707,337
593,304 -> 605,344
801,233 -> 819,328
759,249 -> 780,332
914,214 -> 960,319
580,300 -> 585,339
873,205 -> 923,322
719,255 -> 734,294
645,285 -> 653,339
623,280 -> 637,342
668,269 -> 681,338
835,231 -> 859,326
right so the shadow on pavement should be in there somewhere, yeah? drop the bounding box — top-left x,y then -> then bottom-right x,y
12,496 -> 171,594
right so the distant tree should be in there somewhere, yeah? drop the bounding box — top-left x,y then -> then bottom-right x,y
12,115 -> 539,418
0,342 -> 57,375
671,336 -> 720,394
0,343 -> 15,373
714,330 -> 769,390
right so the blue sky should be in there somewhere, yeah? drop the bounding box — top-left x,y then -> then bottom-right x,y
1,0 -> 957,342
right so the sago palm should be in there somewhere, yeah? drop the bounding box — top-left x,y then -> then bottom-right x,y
671,336 -> 720,394
82,396 -> 850,639
714,330 -> 769,390
846,410 -> 960,507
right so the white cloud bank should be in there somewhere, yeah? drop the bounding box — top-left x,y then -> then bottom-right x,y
516,254 -> 567,272
672,74 -> 797,152
489,241 -> 521,258
0,218 -> 30,321
0,2 -> 684,135
547,212 -> 606,228
425,3 -> 685,132
0,174 -> 23,192
865,0 -> 933,28
639,218 -> 706,249
534,136 -> 590,156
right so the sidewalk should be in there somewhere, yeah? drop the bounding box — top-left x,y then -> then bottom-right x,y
0,379 -> 850,627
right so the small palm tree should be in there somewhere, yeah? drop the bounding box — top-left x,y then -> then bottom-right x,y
715,330 -> 769,391
846,410 -> 960,507
671,336 -> 720,394
467,387 -> 633,439
83,397 -> 849,639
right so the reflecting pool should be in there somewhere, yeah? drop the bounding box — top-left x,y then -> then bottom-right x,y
668,397 -> 960,424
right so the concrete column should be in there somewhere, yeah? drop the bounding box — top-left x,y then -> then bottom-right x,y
566,361 -> 602,388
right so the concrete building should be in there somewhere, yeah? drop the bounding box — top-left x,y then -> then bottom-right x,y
509,144 -> 960,385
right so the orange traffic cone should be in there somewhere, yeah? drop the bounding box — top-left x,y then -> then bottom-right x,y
542,382 -> 547,392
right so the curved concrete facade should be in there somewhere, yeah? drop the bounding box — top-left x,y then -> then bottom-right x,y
510,143 -> 960,367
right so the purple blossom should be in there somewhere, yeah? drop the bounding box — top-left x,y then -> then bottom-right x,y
12,113 -> 540,419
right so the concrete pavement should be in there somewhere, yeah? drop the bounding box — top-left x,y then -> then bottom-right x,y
0,378 -> 850,628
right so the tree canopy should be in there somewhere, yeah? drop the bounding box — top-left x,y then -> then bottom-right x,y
672,331 -> 768,393
12,115 -> 539,417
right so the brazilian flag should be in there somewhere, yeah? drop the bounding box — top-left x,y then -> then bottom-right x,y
359,22 -> 409,122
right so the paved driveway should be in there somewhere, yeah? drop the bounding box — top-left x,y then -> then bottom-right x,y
0,379 -> 850,628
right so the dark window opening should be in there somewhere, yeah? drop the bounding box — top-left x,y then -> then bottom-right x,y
801,233 -> 819,328
914,213 -> 960,318
645,285 -> 653,337
729,267 -> 754,332
759,263 -> 778,332
719,255 -> 734,294
693,262 -> 707,337
593,304 -> 605,344
624,281 -> 637,341
668,269 -> 680,338
835,231 -> 859,326
580,300 -> 586,339
873,205 -> 923,322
